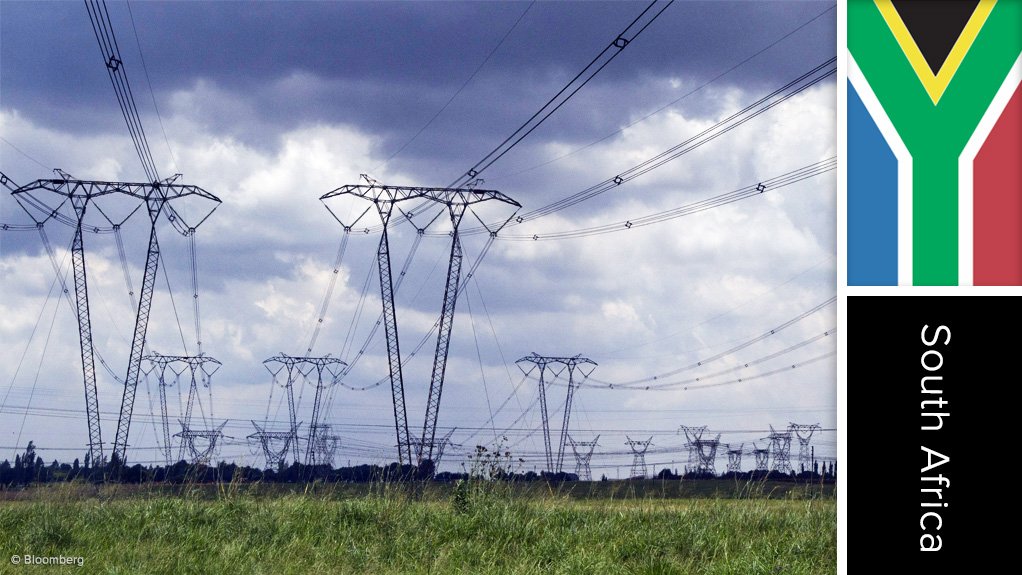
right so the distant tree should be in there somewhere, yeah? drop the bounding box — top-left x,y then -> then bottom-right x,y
21,441 -> 36,468
656,468 -> 679,480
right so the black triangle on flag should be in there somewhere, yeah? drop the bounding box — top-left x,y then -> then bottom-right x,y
890,0 -> 981,75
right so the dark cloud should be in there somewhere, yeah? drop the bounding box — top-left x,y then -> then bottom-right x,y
2,1 -> 835,150
0,1 -> 837,469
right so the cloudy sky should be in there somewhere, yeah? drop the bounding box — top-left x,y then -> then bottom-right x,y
0,0 -> 836,476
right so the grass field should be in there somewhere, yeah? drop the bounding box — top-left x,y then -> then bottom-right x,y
0,481 -> 836,574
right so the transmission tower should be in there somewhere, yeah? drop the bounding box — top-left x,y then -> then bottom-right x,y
248,421 -> 299,470
409,427 -> 458,473
433,428 -> 458,469
321,178 -> 519,465
144,354 -> 222,463
726,443 -> 743,473
141,356 -> 175,465
175,420 -> 227,465
788,422 -> 821,474
765,425 -> 793,474
3,172 -> 220,465
309,424 -> 341,467
263,355 -> 345,466
263,356 -> 301,464
515,354 -> 597,473
568,435 -> 600,481
679,425 -> 706,474
142,353 -> 221,465
752,443 -> 770,472
680,425 -> 720,475
625,436 -> 653,479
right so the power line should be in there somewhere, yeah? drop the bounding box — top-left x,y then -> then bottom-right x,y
450,0 -> 675,188
372,0 -> 537,173
0,137 -> 52,171
84,0 -> 160,182
588,296 -> 836,386
495,57 -> 837,228
488,4 -> 837,182
125,0 -> 178,174
500,158 -> 835,241
561,329 -> 835,391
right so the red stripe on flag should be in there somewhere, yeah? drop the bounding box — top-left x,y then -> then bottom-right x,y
975,83 -> 1022,286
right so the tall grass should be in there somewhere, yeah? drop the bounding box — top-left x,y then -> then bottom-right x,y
0,481 -> 835,574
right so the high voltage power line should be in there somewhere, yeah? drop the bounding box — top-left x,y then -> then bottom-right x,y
367,0 -> 675,234
488,4 -> 836,182
84,0 -> 160,183
372,0 -> 538,174
1,3 -> 837,472
449,0 -> 676,188
455,57 -> 837,236
500,158 -> 835,241
588,296 -> 836,386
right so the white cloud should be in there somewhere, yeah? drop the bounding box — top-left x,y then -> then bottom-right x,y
1,69 -> 836,473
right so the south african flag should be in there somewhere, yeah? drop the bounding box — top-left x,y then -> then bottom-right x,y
848,0 -> 1022,285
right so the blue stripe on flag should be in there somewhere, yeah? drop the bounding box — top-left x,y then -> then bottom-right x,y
848,82 -> 898,286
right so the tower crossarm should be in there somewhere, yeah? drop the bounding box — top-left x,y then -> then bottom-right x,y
320,184 -> 519,211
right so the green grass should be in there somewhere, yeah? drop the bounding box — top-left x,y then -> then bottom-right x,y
0,482 -> 835,574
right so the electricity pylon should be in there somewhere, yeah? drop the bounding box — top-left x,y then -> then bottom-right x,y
726,443 -> 743,473
625,436 -> 653,479
142,353 -> 221,465
3,171 -> 220,465
788,422 -> 821,473
309,423 -> 341,467
175,420 -> 227,465
568,435 -> 600,480
263,355 -> 345,466
248,421 -> 300,470
753,442 -> 770,472
680,425 -> 720,475
321,178 -> 519,465
516,354 -> 597,473
765,425 -> 793,474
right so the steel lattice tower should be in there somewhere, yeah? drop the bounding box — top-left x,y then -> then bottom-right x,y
516,354 -> 597,473
263,356 -> 303,464
263,355 -> 346,467
142,353 -> 222,465
679,425 -> 706,474
175,420 -> 227,465
248,421 -> 299,470
788,422 -> 821,473
726,443 -> 743,473
141,357 -> 175,466
752,442 -> 770,472
765,425 -> 793,474
321,178 -> 519,465
409,427 -> 457,473
3,172 -> 220,465
309,424 -> 341,467
680,425 -> 719,475
567,435 -> 600,480
625,436 -> 653,479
